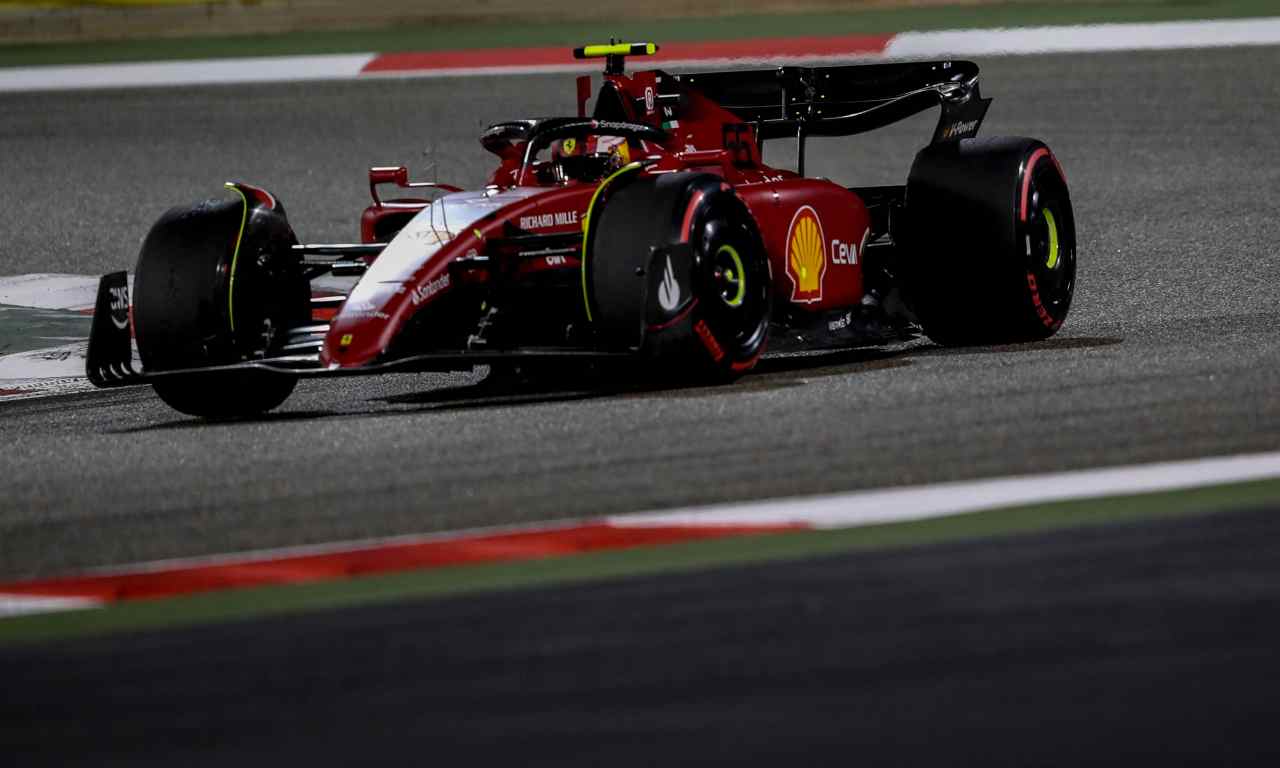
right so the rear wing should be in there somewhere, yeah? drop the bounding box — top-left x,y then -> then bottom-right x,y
674,60 -> 991,165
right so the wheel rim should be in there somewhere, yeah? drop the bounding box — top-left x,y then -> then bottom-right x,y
1042,208 -> 1060,270
693,203 -> 769,357
713,244 -> 747,308
1024,164 -> 1076,324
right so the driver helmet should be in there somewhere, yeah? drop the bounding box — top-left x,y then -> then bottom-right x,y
553,135 -> 631,167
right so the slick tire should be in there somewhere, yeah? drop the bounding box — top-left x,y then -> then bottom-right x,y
586,172 -> 770,384
133,185 -> 308,420
900,137 -> 1076,346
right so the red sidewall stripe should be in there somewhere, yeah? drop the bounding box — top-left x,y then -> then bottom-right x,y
647,296 -> 698,332
1020,147 -> 1053,222
678,188 -> 707,244
0,522 -> 807,604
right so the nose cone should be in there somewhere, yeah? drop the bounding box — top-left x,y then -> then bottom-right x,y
320,280 -> 403,368
317,186 -> 551,368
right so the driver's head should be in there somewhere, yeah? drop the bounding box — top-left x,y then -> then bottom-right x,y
596,135 -> 631,168
552,135 -> 630,166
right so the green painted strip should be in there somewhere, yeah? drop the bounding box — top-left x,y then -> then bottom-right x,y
4,474 -> 1280,648
2,1 -> 1277,68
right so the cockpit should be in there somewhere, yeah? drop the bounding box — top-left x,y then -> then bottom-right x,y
480,117 -> 666,187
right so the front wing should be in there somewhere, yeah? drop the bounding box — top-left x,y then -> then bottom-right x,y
85,272 -> 626,388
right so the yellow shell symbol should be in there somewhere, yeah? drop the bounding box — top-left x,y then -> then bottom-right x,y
788,210 -> 825,299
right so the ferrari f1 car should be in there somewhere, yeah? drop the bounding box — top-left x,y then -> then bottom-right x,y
86,42 -> 1076,419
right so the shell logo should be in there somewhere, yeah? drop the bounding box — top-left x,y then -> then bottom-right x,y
786,205 -> 827,303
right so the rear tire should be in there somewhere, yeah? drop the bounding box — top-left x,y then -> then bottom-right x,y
133,185 -> 307,419
587,172 -> 770,384
900,137 -> 1076,346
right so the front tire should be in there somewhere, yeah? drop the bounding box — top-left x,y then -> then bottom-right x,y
133,184 -> 307,419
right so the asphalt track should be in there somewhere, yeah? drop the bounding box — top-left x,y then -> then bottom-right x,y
3,39 -> 1280,764
3,46 -> 1280,576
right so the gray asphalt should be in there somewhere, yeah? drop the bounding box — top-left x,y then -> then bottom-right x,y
2,46 -> 1280,578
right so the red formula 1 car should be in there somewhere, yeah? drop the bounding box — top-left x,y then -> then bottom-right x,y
87,42 -> 1076,419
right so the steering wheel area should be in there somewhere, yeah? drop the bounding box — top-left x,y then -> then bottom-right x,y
491,118 -> 665,188
534,134 -> 629,184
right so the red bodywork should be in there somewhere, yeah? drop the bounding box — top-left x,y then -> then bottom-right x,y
324,65 -> 872,369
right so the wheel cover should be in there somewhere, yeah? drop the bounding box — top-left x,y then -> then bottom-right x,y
1042,208 -> 1060,270
713,244 -> 747,308
692,205 -> 769,359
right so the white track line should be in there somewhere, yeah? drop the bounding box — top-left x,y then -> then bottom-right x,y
609,451 -> 1280,529
0,53 -> 375,92
0,594 -> 103,617
886,17 -> 1280,57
